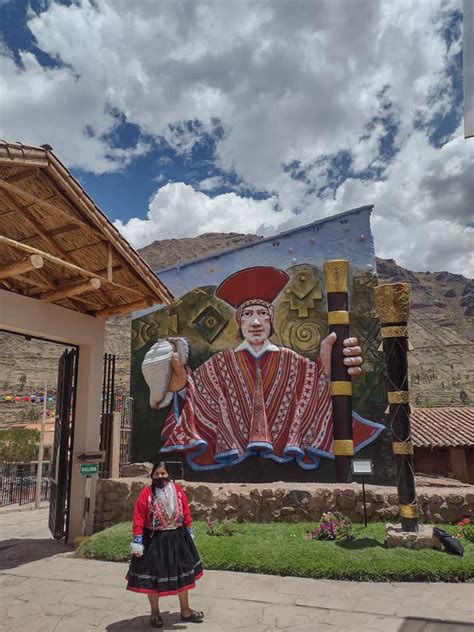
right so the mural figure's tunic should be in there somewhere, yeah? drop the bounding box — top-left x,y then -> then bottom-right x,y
161,340 -> 383,470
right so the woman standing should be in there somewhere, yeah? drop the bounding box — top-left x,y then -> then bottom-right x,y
126,461 -> 204,628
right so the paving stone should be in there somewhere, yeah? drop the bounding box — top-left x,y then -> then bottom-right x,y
6,599 -> 43,619
295,594 -> 358,611
259,603 -> 327,628
353,596 -> 399,616
7,614 -> 63,630
323,609 -> 380,629
61,592 -> 135,612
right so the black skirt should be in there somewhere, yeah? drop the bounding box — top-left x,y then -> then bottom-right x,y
126,527 -> 203,596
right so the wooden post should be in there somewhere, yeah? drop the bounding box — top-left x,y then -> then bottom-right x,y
323,260 -> 353,483
40,278 -> 101,302
95,298 -> 155,318
0,254 -> 44,280
35,381 -> 47,510
374,282 -> 418,532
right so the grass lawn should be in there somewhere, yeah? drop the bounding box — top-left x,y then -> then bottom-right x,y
79,521 -> 474,582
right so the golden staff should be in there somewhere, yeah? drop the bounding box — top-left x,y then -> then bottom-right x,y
323,260 -> 353,483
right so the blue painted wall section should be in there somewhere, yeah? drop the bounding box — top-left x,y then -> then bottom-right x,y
135,205 -> 376,319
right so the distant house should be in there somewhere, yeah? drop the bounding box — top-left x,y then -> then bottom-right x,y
10,417 -> 55,463
411,407 -> 474,483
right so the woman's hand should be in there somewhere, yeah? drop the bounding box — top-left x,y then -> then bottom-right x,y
131,543 -> 144,557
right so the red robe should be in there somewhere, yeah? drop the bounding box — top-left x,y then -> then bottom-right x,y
161,347 -> 383,470
132,483 -> 192,537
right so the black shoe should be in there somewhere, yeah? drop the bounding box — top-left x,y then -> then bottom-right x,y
150,615 -> 163,628
180,610 -> 204,623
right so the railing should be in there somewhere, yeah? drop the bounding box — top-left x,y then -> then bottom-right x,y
0,463 -> 51,507
119,396 -> 134,468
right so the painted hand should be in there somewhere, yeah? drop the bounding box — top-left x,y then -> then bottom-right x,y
168,352 -> 188,392
320,333 -> 363,380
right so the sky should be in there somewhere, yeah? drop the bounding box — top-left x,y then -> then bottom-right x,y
0,0 -> 473,276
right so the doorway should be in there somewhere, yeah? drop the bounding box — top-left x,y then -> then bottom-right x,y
0,330 -> 78,541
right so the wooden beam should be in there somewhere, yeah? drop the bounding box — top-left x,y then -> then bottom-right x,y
0,179 -> 88,228
64,265 -> 122,286
1,279 -> 13,290
0,255 -> 44,280
45,157 -> 174,305
0,235 -> 148,296
0,241 -> 80,311
40,277 -> 101,302
95,298 -> 155,319
107,243 -> 113,283
19,223 -> 82,246
5,168 -> 39,184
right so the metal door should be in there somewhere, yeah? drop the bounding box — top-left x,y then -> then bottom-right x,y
48,348 -> 78,540
99,353 -> 116,478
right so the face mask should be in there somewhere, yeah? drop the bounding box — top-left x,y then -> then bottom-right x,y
152,477 -> 169,488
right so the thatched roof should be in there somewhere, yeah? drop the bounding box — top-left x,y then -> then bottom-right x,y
0,141 -> 174,317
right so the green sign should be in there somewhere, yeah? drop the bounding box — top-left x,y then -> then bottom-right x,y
80,463 -> 98,476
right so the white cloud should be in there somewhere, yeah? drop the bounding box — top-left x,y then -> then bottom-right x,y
114,182 -> 279,247
0,0 -> 471,274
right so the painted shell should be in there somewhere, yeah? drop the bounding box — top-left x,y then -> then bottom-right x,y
141,338 -> 189,409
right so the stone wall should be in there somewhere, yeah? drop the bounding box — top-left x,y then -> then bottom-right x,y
94,477 -> 474,533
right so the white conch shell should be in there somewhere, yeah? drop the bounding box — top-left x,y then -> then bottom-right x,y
141,338 -> 189,409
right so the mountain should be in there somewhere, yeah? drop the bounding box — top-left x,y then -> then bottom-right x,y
0,233 -> 472,427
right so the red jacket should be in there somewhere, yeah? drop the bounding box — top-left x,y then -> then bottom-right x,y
132,483 -> 192,537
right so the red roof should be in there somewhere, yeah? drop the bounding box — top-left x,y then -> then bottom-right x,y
411,407 -> 474,448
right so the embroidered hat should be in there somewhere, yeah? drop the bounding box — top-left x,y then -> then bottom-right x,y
215,266 -> 289,309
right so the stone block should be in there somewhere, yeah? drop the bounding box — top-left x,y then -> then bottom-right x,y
337,489 -> 356,510
447,493 -> 464,505
120,462 -> 152,477
385,524 -> 443,550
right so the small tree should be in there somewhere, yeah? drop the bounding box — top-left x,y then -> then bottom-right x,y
19,374 -> 27,392
0,429 -> 40,464
459,390 -> 470,405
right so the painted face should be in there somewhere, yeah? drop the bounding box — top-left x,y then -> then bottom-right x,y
240,304 -> 272,346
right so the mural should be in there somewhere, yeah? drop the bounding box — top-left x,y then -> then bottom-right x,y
141,265 -> 383,471
131,206 -> 395,482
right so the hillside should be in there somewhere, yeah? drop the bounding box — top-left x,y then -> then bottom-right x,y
0,233 -> 472,426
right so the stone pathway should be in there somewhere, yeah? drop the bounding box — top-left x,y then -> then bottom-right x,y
0,507 -> 473,631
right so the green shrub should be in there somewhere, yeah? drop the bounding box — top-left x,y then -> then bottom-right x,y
462,523 -> 474,543
206,518 -> 238,537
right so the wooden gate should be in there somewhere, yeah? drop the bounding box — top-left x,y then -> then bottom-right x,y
48,348 -> 78,540
99,353 -> 116,478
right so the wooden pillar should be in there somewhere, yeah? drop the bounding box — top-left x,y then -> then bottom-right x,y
323,260 -> 353,483
375,282 -> 418,531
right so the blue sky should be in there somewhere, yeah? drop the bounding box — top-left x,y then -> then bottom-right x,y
0,0 -> 473,275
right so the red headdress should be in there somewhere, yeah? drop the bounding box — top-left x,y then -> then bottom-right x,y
215,266 -> 290,326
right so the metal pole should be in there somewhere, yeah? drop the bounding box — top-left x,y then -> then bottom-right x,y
82,475 -> 92,536
375,283 -> 418,532
35,381 -> 47,509
362,476 -> 367,527
323,260 -> 354,483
